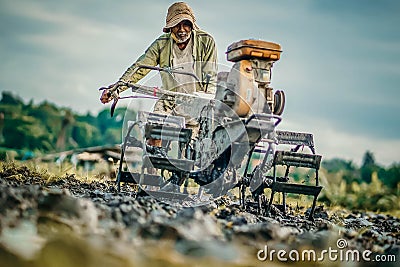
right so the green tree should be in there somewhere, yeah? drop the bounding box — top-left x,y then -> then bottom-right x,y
71,122 -> 102,147
0,91 -> 24,106
322,158 -> 360,183
360,151 -> 379,183
381,163 -> 400,188
0,91 -> 131,154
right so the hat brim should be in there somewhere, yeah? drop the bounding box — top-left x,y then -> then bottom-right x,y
163,14 -> 199,32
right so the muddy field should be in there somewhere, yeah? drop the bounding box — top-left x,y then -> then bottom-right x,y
0,164 -> 399,267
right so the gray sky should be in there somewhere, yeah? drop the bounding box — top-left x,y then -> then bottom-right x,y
1,0 -> 399,166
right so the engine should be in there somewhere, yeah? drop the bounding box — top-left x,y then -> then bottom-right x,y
216,39 -> 285,117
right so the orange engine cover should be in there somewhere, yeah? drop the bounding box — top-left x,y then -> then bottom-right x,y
226,39 -> 282,62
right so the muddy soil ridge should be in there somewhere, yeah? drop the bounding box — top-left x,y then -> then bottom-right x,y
0,163 -> 399,267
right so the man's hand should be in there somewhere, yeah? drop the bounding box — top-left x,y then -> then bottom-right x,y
99,82 -> 121,104
100,88 -> 113,104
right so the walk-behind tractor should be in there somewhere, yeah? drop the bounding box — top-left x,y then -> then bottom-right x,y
102,40 -> 322,220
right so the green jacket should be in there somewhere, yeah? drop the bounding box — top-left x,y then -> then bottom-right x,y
118,29 -> 218,93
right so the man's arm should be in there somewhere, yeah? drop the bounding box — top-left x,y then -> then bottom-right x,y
100,36 -> 168,104
117,38 -> 163,93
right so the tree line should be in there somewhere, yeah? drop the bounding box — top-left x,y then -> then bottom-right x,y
0,91 -> 131,159
322,151 -> 399,189
1,91 -> 399,211
0,91 -> 398,189
320,153 -> 400,212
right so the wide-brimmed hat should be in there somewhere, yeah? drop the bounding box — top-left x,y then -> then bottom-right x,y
163,2 -> 199,32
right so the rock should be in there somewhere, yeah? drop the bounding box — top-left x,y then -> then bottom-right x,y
345,218 -> 373,229
111,208 -> 123,223
0,220 -> 45,260
119,203 -> 132,214
174,208 -> 223,241
314,218 -> 331,231
138,222 -> 179,240
225,211 -> 259,226
343,229 -> 359,239
175,239 -> 237,261
296,230 -> 333,248
175,207 -> 201,220
233,222 -> 280,241
37,191 -> 98,234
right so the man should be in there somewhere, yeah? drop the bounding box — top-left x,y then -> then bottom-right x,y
101,2 -> 218,193
100,1 -> 218,108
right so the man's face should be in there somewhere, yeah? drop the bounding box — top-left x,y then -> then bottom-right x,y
171,20 -> 192,43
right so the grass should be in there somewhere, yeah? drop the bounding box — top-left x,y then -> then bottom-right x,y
2,160 -> 400,217
0,160 -> 116,184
